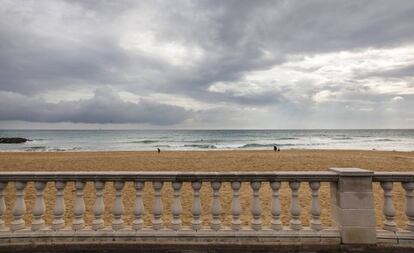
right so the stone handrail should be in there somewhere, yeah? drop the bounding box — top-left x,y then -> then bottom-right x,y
373,172 -> 414,182
0,171 -> 340,181
0,168 -> 413,252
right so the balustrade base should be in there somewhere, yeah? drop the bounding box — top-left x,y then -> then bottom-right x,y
0,231 -> 414,253
0,227 -> 339,244
0,228 -> 340,253
1,228 -> 414,250
0,226 -> 338,235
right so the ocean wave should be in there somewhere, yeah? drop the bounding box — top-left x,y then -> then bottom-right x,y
48,148 -> 71,152
189,139 -> 225,143
239,143 -> 294,148
154,145 -> 171,148
24,146 -> 82,152
331,137 -> 353,140
25,146 -> 47,151
376,138 -> 395,142
183,144 -> 217,149
277,137 -> 299,140
128,140 -> 159,144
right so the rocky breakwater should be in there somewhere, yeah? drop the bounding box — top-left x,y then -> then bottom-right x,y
0,137 -> 30,143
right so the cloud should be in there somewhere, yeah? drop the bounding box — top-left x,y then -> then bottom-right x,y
0,0 -> 414,127
356,64 -> 414,79
0,87 -> 191,125
392,96 -> 404,101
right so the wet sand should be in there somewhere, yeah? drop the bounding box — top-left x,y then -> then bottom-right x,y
0,149 -> 413,228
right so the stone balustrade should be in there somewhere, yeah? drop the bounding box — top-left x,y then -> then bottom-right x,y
0,169 -> 413,252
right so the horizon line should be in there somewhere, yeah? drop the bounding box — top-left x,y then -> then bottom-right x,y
1,128 -> 414,131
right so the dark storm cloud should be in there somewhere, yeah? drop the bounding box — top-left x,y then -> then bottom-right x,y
0,0 -> 414,126
0,87 -> 191,125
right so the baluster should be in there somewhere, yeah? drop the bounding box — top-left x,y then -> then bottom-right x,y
380,182 -> 397,231
270,181 -> 282,230
11,181 -> 26,231
133,181 -> 145,230
289,181 -> 302,230
152,181 -> 163,230
0,182 -> 7,231
191,181 -> 202,231
171,181 -> 182,231
309,181 -> 321,231
52,181 -> 66,231
32,181 -> 46,231
211,181 -> 221,231
112,181 -> 125,230
402,182 -> 414,231
72,181 -> 86,231
250,181 -> 262,231
92,181 -> 105,230
231,182 -> 241,231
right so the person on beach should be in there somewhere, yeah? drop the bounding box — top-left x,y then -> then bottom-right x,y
274,145 -> 277,152
157,148 -> 161,153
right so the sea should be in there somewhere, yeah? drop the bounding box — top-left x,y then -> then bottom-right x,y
0,129 -> 413,152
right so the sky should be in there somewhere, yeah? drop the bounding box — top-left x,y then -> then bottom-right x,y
1,0 -> 414,129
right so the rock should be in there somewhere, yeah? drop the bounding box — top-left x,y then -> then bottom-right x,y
0,137 -> 30,144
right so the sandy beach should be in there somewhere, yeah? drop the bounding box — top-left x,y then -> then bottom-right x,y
1,149 -> 413,229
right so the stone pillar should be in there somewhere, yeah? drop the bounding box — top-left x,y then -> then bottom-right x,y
381,181 -> 397,232
210,181 -> 222,231
133,181 -> 145,231
92,181 -> 105,231
329,168 -> 376,244
72,181 -> 86,231
11,181 -> 27,231
231,181 -> 241,231
152,181 -> 164,230
402,182 -> 414,232
52,181 -> 66,231
171,181 -> 183,231
270,181 -> 282,231
112,181 -> 125,231
250,181 -> 262,231
309,181 -> 322,231
0,182 -> 7,231
32,181 -> 46,231
289,181 -> 301,230
191,182 -> 202,231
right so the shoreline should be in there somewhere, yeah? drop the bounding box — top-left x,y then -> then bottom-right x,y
0,147 -> 413,153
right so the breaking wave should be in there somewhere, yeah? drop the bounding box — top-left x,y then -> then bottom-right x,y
239,143 -> 295,148
24,146 -> 82,152
128,140 -> 159,144
331,137 -> 353,140
183,144 -> 217,149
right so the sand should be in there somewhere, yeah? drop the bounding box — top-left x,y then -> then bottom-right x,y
0,149 -> 413,229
